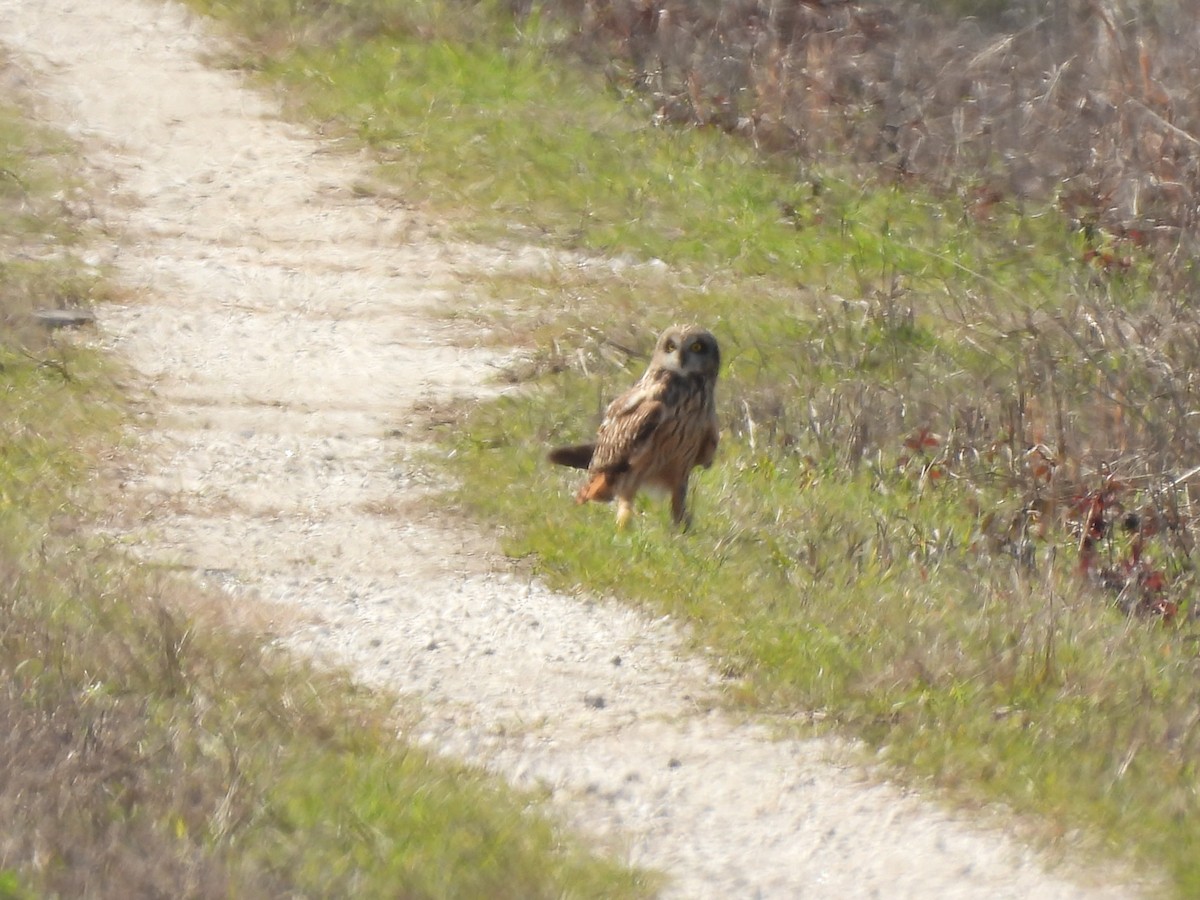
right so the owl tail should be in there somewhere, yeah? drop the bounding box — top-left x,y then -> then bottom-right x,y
576,472 -> 614,505
548,443 -> 595,469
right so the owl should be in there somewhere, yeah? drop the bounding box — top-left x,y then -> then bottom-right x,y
548,324 -> 721,529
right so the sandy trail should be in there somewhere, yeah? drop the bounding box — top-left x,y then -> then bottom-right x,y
1,1 -> 1142,896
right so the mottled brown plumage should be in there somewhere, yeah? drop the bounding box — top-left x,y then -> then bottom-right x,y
548,325 -> 720,529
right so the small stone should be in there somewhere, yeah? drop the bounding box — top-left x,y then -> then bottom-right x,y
33,308 -> 96,329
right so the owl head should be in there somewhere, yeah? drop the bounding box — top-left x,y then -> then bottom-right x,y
651,324 -> 720,380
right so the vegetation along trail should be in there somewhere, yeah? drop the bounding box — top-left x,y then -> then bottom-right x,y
0,0 -> 1142,896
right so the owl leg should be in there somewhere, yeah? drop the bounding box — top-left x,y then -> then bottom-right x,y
616,497 -> 635,530
670,478 -> 691,529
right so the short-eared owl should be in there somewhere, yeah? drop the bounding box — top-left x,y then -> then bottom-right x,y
548,325 -> 720,529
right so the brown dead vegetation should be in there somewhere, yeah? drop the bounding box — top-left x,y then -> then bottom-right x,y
545,0 -> 1199,288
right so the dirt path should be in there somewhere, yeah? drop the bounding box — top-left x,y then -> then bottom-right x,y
1,2 -> 1143,896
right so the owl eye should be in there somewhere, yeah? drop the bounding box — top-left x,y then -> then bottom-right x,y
664,339 -> 677,352
690,341 -> 705,353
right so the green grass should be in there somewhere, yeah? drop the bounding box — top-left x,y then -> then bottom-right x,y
181,0 -> 1200,893
0,66 -> 650,899
196,0 -> 1109,295
286,36 -> 1098,300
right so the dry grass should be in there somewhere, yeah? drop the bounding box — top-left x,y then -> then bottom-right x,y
560,0 -> 1199,285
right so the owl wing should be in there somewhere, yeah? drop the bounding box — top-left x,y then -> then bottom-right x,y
574,381 -> 666,504
590,382 -> 666,473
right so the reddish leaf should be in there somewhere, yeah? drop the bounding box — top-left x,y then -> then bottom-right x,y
904,428 -> 940,452
1140,569 -> 1167,593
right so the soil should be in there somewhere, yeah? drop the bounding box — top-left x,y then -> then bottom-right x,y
1,1 -> 1145,896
